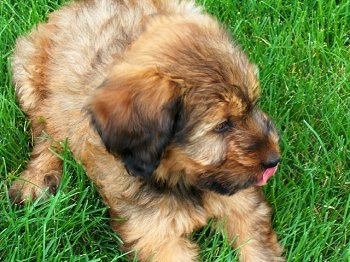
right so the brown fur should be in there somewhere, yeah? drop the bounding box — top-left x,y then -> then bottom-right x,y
10,0 -> 284,261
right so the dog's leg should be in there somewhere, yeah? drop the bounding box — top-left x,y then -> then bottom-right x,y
9,139 -> 62,203
136,237 -> 199,262
109,209 -> 200,262
214,187 -> 284,262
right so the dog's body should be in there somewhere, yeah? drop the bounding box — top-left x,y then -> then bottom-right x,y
10,0 -> 284,261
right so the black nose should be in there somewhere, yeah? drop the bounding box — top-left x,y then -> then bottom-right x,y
262,154 -> 280,169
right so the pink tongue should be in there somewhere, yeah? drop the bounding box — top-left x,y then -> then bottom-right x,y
256,166 -> 278,186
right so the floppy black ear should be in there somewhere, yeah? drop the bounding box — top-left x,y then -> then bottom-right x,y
88,68 -> 182,178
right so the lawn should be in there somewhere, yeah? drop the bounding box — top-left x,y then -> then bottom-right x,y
0,0 -> 349,261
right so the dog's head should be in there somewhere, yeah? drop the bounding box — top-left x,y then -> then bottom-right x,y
88,14 -> 280,195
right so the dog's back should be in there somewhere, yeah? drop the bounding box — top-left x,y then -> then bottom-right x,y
12,0 -> 200,120
11,0 -> 201,146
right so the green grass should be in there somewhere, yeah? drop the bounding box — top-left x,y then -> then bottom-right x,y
1,0 -> 349,261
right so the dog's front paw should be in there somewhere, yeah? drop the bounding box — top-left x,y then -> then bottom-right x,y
9,170 -> 60,203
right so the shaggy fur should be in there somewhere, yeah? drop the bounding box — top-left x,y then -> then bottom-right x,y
10,0 -> 284,261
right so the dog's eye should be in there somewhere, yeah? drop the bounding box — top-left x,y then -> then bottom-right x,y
214,120 -> 232,133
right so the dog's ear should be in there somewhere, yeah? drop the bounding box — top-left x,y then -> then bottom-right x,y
88,67 -> 183,178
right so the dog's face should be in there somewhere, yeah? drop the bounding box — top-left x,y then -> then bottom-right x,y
89,15 -> 280,195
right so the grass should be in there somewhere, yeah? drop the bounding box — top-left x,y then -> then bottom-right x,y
0,0 -> 349,261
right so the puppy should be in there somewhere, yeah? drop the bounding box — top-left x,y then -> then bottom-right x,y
10,0 -> 284,261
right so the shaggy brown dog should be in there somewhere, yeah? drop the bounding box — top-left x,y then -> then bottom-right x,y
10,0 -> 284,261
